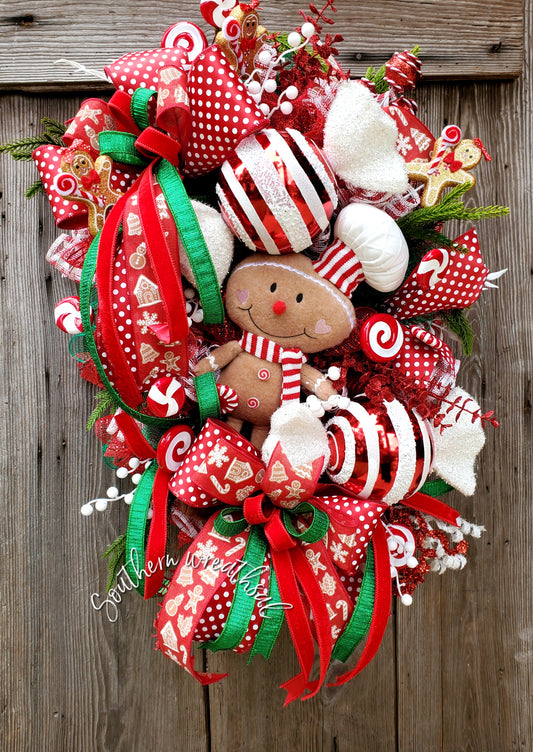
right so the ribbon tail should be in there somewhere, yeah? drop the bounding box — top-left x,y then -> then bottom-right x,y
407,491 -> 460,527
137,163 -> 189,351
292,545 -> 333,701
144,466 -> 172,600
93,174 -> 145,407
328,520 -> 392,687
113,410 -> 156,459
272,548 -> 315,705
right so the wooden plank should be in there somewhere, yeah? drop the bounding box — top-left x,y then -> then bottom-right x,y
0,93 -> 208,752
0,0 -> 524,92
1,7 -> 532,752
396,68 -> 533,750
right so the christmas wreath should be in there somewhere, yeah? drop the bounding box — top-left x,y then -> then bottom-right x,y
1,0 -> 508,704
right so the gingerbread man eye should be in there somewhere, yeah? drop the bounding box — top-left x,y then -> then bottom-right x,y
296,293 -> 303,303
270,282 -> 277,292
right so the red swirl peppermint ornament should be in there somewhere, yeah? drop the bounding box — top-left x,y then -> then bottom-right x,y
156,425 -> 196,473
161,22 -> 208,65
216,128 -> 338,253
54,296 -> 93,334
326,398 -> 434,504
360,313 -> 404,363
147,377 -> 186,417
200,0 -> 237,27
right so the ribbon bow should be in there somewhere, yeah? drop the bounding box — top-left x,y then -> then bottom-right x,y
146,418 -> 461,703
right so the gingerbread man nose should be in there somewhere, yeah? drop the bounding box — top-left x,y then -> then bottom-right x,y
272,300 -> 286,315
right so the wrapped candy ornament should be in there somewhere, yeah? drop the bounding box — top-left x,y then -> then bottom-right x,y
2,0 -> 508,704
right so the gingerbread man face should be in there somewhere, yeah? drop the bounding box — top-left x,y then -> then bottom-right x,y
454,140 -> 482,168
242,11 -> 259,39
225,254 -> 355,353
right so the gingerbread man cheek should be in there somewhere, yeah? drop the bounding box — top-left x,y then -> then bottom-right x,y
314,319 -> 332,335
236,289 -> 249,305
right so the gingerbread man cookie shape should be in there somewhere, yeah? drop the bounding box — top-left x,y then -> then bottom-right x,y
407,138 -> 483,207
59,150 -> 123,235
215,3 -> 268,76
194,253 -> 355,448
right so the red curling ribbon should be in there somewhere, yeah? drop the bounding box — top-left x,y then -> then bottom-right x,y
144,465 -> 174,599
95,174 -> 146,408
136,163 -> 189,349
403,491 -> 460,527
327,519 -> 392,687
113,410 -> 156,460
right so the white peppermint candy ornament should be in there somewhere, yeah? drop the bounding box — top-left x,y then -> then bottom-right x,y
147,377 -> 186,417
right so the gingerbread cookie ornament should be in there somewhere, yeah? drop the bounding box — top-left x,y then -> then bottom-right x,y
407,131 -> 491,207
215,1 -> 268,76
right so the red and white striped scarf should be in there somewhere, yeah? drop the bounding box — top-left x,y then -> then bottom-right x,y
239,331 -> 307,403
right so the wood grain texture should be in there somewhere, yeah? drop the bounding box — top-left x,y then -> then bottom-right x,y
1,1 -> 532,750
0,0 -> 525,91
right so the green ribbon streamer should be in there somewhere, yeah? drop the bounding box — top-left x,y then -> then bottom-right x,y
125,462 -> 158,596
206,527 -> 268,653
79,232 -> 177,428
213,506 -> 247,537
249,563 -> 284,662
332,544 -> 376,663
157,159 -> 225,325
420,479 -> 454,496
194,372 -> 221,423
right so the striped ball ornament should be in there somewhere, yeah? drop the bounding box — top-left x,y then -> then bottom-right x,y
326,398 -> 434,504
216,128 -> 338,254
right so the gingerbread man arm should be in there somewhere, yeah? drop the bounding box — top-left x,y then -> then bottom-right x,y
193,340 -> 242,375
301,363 -> 338,400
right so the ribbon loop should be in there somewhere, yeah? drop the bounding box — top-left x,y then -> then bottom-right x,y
134,126 -> 182,167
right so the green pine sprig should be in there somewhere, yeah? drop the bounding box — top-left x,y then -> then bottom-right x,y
24,180 -> 45,199
398,183 -> 509,243
87,389 -> 118,432
103,533 -> 127,592
440,309 -> 475,356
0,117 -> 67,161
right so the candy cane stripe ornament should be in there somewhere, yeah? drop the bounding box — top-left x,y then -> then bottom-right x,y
216,128 -> 338,254
54,296 -> 93,334
326,399 -> 434,504
147,377 -> 186,418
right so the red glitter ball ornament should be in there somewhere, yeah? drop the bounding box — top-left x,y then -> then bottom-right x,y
385,50 -> 422,94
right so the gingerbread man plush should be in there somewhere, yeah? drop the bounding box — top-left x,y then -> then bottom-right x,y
195,253 -> 355,447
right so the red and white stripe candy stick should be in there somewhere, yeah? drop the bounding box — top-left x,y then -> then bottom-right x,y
410,324 -> 456,370
222,16 -> 245,75
427,124 -> 462,175
54,296 -> 93,334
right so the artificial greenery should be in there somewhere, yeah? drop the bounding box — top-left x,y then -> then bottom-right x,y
0,117 -> 66,161
440,309 -> 475,356
398,183 -> 509,247
103,533 -> 127,592
0,117 -> 67,198
87,389 -> 118,432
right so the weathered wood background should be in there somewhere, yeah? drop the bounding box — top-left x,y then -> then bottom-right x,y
0,1 -> 531,750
